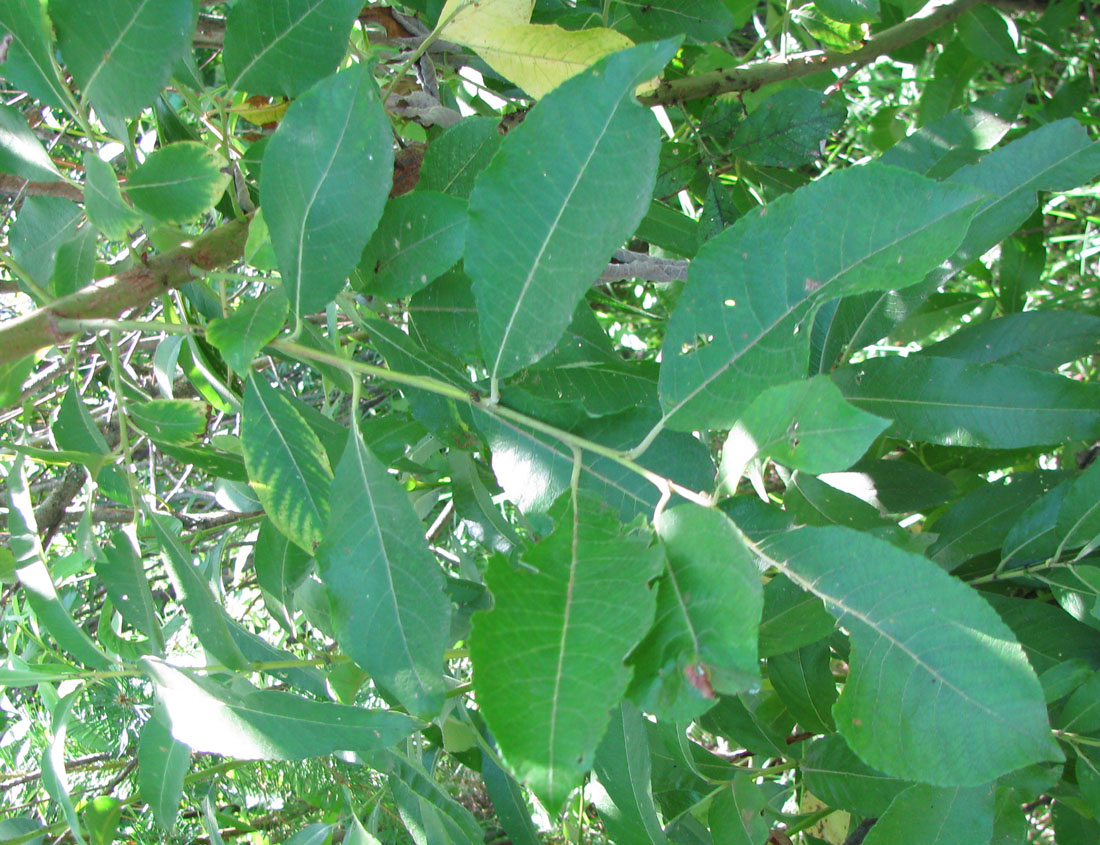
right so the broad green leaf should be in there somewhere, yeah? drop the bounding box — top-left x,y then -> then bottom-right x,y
0,104 -> 60,181
1001,479 -> 1071,568
96,529 -> 163,647
985,593 -> 1100,677
0,0 -> 71,109
719,376 -> 889,492
419,116 -> 502,198
138,708 -> 190,831
407,269 -> 482,364
126,142 -> 231,224
316,428 -> 451,719
354,192 -> 468,301
628,504 -> 762,721
784,471 -> 896,534
833,356 -> 1100,449
206,290 -> 289,374
242,375 -> 333,552
502,360 -> 659,427
260,66 -> 393,316
760,526 -> 1061,785
957,5 -> 1018,64
0,354 -> 35,408
922,311 -> 1100,370
285,824 -> 334,845
128,399 -> 207,446
864,783 -> 994,845
626,0 -> 734,41
82,153 -> 140,240
224,0 -> 367,97
148,513 -> 247,670
252,518 -> 312,632
815,0 -> 879,23
802,733 -> 911,816
1056,461 -> 1100,558
56,383 -> 109,456
730,89 -> 847,168
50,0 -> 194,119
708,773 -> 769,844
658,164 -> 985,431
757,575 -> 834,659
144,658 -> 422,759
818,457 -> 956,514
768,640 -> 837,734
592,702 -> 669,845
467,40 -> 678,381
7,458 -> 111,668
9,196 -> 82,289
470,491 -> 663,811
50,223 -> 96,297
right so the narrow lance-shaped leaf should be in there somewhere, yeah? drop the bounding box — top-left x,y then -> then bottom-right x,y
466,40 -> 678,382
96,528 -> 163,649
758,525 -> 1062,785
41,692 -> 87,845
316,428 -> 451,719
144,658 -> 422,760
592,702 -> 669,845
261,66 -> 393,316
658,163 -> 986,432
138,707 -> 190,831
82,152 -> 140,240
470,491 -> 664,812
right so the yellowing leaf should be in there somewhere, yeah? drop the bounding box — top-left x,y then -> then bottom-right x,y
438,0 -> 634,100
228,98 -> 289,126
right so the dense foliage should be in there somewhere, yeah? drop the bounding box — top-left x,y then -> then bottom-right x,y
1,0 -> 1099,842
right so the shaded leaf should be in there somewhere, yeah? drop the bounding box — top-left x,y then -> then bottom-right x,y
0,104 -> 61,181
708,773 -> 769,844
138,708 -> 190,831
82,153 -> 140,239
206,290 -> 289,374
626,0 -> 734,41
730,88 -> 847,168
593,702 -> 669,845
802,733 -> 911,816
418,116 -> 502,198
0,0 -> 71,109
126,143 -> 231,224
9,196 -> 82,289
96,528 -> 163,647
922,311 -> 1100,371
864,783 -> 994,845
958,5 -> 1017,64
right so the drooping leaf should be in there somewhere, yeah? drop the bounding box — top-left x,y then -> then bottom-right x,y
82,153 -> 140,239
316,428 -> 451,719
138,707 -> 190,831
470,491 -> 663,811
223,0 -> 363,97
658,164 -> 985,431
719,375 -> 890,492
384,751 -> 486,844
252,518 -> 312,632
354,192 -> 468,301
128,399 -> 208,446
0,0 -> 71,109
922,311 -> 1100,371
730,88 -> 847,168
863,783 -> 995,845
144,659 -> 422,759
260,66 -> 393,316
49,0 -> 194,119
592,702 -> 669,845
1056,461 -> 1100,559
242,375 -> 333,552
466,40 -> 678,381
708,773 -> 769,844
126,142 -> 231,224
41,693 -> 86,845
767,640 -> 837,734
96,528 -> 163,648
206,290 -> 289,374
802,733 -> 912,817
833,356 -> 1100,449
629,504 -> 762,721
0,104 -> 61,181
760,526 -> 1061,785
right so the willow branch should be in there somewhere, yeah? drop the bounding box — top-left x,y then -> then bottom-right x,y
641,0 -> 982,106
0,174 -> 83,202
0,219 -> 249,366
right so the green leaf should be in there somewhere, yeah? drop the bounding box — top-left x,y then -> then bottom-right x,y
316,428 -> 451,719
252,518 -> 312,632
767,640 -> 837,734
418,117 -> 502,198
385,751 -> 486,843
82,152 -> 140,240
49,0 -> 194,119
206,290 -> 288,374
658,164 -> 985,431
50,223 -> 96,297
470,491 -> 664,812
719,375 -> 889,492
128,399 -> 208,446
814,0 -> 879,23
0,104 -> 61,181
138,708 -> 190,831
242,375 -> 333,552
126,142 -> 231,224
96,529 -> 163,647
833,356 -> 1100,449
626,0 -> 735,41
41,693 -> 87,845
757,574 -> 835,659
957,5 -> 1018,64
260,66 -> 393,316
147,513 -> 248,670
760,526 -> 1061,785
9,196 -> 82,289
144,658 -> 422,759
0,0 -> 71,110
708,773 -> 769,844
628,504 -> 762,721
467,40 -> 678,381
354,192 -> 468,301
7,457 -> 112,668
922,310 -> 1100,371
802,733 -> 911,816
1056,461 -> 1100,558
818,457 -> 957,514
592,702 -> 669,845
730,89 -> 847,168
223,0 -> 363,97
864,783 -> 994,845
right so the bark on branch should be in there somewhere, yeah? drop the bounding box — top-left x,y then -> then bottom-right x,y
641,0 -> 982,106
0,219 -> 249,366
